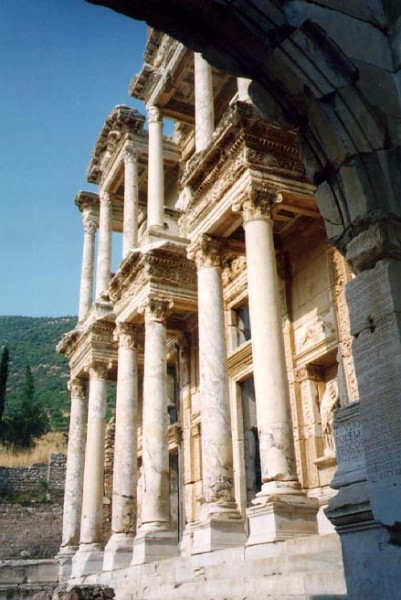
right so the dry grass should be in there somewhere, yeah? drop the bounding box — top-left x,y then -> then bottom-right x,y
0,431 -> 67,467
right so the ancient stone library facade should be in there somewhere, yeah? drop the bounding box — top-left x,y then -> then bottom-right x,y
58,2 -> 401,598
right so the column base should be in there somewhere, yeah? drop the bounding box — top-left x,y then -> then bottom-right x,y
103,533 -> 134,571
56,546 -> 77,582
191,502 -> 246,555
246,494 -> 319,546
71,543 -> 104,578
131,524 -> 177,565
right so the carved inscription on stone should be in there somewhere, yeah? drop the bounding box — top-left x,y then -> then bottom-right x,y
346,261 -> 401,525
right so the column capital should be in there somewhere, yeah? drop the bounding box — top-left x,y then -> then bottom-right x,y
68,378 -> 86,399
82,212 -> 97,235
99,190 -> 113,207
187,234 -> 223,269
114,322 -> 141,349
233,189 -> 282,223
141,296 -> 173,325
123,142 -> 138,164
148,105 -> 162,123
86,362 -> 108,381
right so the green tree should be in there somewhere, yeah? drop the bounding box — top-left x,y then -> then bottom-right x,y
0,346 -> 9,424
2,364 -> 50,451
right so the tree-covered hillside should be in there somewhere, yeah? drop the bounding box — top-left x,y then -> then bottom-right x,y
0,316 -> 76,431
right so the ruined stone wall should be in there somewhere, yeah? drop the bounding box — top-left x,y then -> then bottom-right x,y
0,453 -> 66,559
0,453 -> 66,500
0,503 -> 63,559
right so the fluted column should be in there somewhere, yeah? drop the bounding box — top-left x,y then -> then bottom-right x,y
57,378 -> 88,581
132,298 -> 176,564
95,190 -> 112,298
194,53 -> 214,152
233,191 -> 317,544
103,323 -> 140,570
123,143 -> 139,257
147,106 -> 164,228
79,212 -> 97,321
187,235 -> 245,553
71,363 -> 108,577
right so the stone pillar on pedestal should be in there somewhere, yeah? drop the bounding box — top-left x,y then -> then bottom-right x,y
147,106 -> 164,229
79,211 -> 97,321
95,191 -> 112,299
103,323 -> 140,570
132,298 -> 176,564
233,191 -> 318,545
187,235 -> 245,554
57,378 -> 88,581
237,78 -> 251,102
122,143 -> 139,258
71,363 -> 108,577
194,53 -> 214,152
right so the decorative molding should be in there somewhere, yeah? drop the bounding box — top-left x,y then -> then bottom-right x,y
68,378 -> 86,399
232,188 -> 282,223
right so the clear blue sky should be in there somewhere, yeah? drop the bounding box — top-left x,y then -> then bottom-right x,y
0,0 -> 147,317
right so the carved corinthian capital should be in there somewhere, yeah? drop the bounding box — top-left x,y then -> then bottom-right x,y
187,234 -> 222,269
141,296 -> 173,325
82,212 -> 97,235
114,322 -> 140,349
233,188 -> 283,223
68,378 -> 86,399
123,142 -> 138,164
148,105 -> 162,123
86,362 -> 108,381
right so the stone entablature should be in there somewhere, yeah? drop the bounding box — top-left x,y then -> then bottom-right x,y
110,242 -> 197,324
179,100 -> 316,239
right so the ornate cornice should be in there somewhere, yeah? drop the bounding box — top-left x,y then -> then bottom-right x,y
75,190 -> 99,213
179,101 -> 306,234
110,245 -> 197,304
87,105 -> 146,184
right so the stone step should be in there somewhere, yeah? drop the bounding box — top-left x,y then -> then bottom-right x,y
103,534 -> 347,600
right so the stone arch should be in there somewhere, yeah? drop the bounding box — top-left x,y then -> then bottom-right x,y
87,0 -> 401,270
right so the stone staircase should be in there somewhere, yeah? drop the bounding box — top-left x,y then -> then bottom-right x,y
85,533 -> 347,600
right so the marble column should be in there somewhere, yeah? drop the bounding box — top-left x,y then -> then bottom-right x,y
147,106 -> 164,229
188,235 -> 245,554
103,323 -> 140,570
71,363 -> 108,577
233,192 -> 318,544
95,190 -> 112,299
57,378 -> 88,581
122,143 -> 139,258
194,53 -> 214,152
237,77 -> 251,102
132,298 -> 176,564
79,212 -> 97,321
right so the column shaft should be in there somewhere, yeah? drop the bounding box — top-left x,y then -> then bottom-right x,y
147,107 -> 164,228
79,213 -> 96,321
61,379 -> 88,549
123,145 -> 139,257
111,326 -> 139,533
241,195 -> 298,495
140,300 -> 170,526
194,53 -> 214,152
95,191 -> 112,298
79,364 -> 108,544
